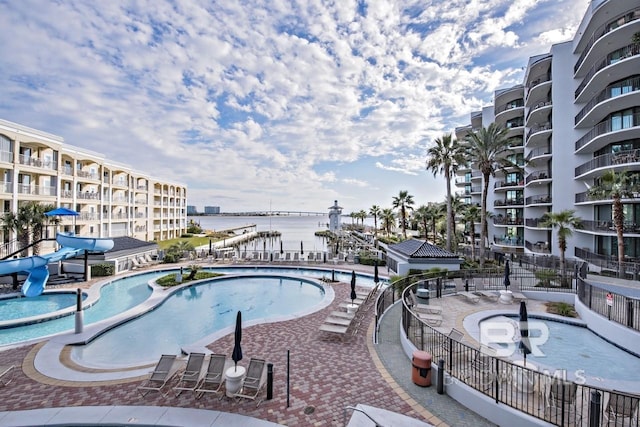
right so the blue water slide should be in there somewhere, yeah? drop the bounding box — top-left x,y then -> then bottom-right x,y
0,233 -> 114,297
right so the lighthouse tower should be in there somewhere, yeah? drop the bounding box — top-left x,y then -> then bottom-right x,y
328,200 -> 343,233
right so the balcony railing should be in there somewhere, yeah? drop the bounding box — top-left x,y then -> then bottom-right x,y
574,7 -> 640,74
77,191 -> 100,200
525,72 -> 551,93
493,216 -> 523,226
17,184 -> 56,196
18,154 -> 57,171
580,219 -> 640,234
575,150 -> 640,177
525,171 -> 550,184
493,235 -> 523,246
525,147 -> 551,161
494,199 -> 524,207
524,240 -> 550,254
494,180 -> 524,189
575,75 -> 640,125
525,123 -> 552,142
77,170 -> 99,180
525,99 -> 551,122
0,181 -> 12,193
495,100 -> 524,115
575,43 -> 640,99
525,218 -> 550,228
525,194 -> 552,205
575,112 -> 640,152
78,212 -> 99,221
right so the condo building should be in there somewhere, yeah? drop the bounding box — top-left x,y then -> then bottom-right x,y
456,0 -> 640,263
0,118 -> 187,244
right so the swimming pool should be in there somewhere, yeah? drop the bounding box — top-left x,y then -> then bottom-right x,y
0,272 -> 156,347
479,315 -> 640,382
0,292 -> 80,323
70,276 -> 326,367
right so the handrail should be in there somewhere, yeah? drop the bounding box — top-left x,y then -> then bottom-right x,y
575,43 -> 640,100
343,406 -> 384,427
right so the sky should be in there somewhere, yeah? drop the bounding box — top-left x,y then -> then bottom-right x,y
0,0 -> 590,214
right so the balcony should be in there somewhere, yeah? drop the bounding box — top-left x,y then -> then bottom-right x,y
0,150 -> 13,163
525,240 -> 550,254
494,180 -> 524,190
17,184 -> 56,196
494,199 -> 524,207
493,216 -> 523,226
493,235 -> 523,247
575,150 -> 640,178
525,218 -> 551,228
525,73 -> 551,94
525,194 -> 552,205
61,189 -> 73,199
575,43 -> 640,100
525,171 -> 551,184
77,170 -> 99,180
575,112 -> 640,153
0,181 -> 12,194
575,75 -> 640,126
525,99 -> 552,124
78,212 -> 99,221
574,7 -> 640,75
18,154 -> 57,172
77,191 -> 100,200
525,123 -> 552,143
579,219 -> 640,234
525,147 -> 552,162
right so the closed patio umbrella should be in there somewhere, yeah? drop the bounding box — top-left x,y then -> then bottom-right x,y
519,301 -> 531,366
300,240 -> 304,255
280,240 -> 283,254
350,270 -> 357,304
232,311 -> 243,371
503,260 -> 511,290
374,260 -> 379,284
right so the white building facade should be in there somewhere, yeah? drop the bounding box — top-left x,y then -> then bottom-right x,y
0,118 -> 187,244
456,0 -> 640,264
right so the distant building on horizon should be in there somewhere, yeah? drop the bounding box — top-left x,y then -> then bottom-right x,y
187,205 -> 198,215
204,206 -> 220,214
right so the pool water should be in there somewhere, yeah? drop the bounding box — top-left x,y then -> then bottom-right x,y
71,276 -> 325,367
0,272 -> 156,346
480,316 -> 640,382
0,293 -> 80,321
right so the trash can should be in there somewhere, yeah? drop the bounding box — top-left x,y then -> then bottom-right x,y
411,350 -> 432,387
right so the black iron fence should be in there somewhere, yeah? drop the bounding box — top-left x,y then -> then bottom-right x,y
374,271 -> 640,426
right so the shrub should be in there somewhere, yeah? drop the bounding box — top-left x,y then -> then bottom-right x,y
534,269 -> 557,287
156,271 -> 222,287
91,263 -> 114,277
545,302 -> 577,317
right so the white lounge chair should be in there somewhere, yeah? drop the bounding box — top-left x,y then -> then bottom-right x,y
458,291 -> 480,304
234,358 -> 267,406
417,312 -> 443,326
477,290 -> 499,302
408,291 -> 443,314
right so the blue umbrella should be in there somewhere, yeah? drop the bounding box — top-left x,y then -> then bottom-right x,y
232,311 -> 243,371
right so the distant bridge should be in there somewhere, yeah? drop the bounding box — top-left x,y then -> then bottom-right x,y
197,211 -> 327,216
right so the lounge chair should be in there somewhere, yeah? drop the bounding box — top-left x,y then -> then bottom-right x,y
138,354 -> 180,397
439,328 -> 465,356
234,358 -> 267,406
408,291 -> 443,314
468,345 -> 497,390
173,352 -> 206,396
195,354 -> 228,399
477,290 -> 499,302
417,312 -> 443,326
458,291 -> 480,304
604,392 -> 640,426
284,252 -> 291,262
0,365 -> 14,387
543,379 -> 579,425
511,291 -> 528,302
293,253 -> 300,262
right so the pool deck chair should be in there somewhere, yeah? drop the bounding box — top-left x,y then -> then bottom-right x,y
138,354 -> 180,397
0,365 -> 14,387
477,290 -> 499,302
234,358 -> 267,406
417,312 -> 443,326
604,392 -> 640,426
511,291 -> 527,302
458,291 -> 480,304
543,379 -> 580,426
173,352 -> 206,396
195,354 -> 228,399
408,291 -> 443,314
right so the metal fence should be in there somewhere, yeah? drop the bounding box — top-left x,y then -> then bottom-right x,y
374,271 -> 640,426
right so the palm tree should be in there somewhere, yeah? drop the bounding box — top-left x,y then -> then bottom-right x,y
2,207 -> 32,257
414,205 -> 429,239
369,205 -> 381,238
1,201 -> 59,257
448,194 -> 465,251
30,203 -> 59,255
461,204 -> 481,261
463,123 -> 516,266
426,133 -> 467,251
358,210 -> 367,227
392,190 -> 415,239
425,202 -> 443,242
381,208 -> 395,236
540,210 -> 583,282
588,170 -> 636,276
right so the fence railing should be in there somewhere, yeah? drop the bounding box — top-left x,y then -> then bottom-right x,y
374,273 -> 640,426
